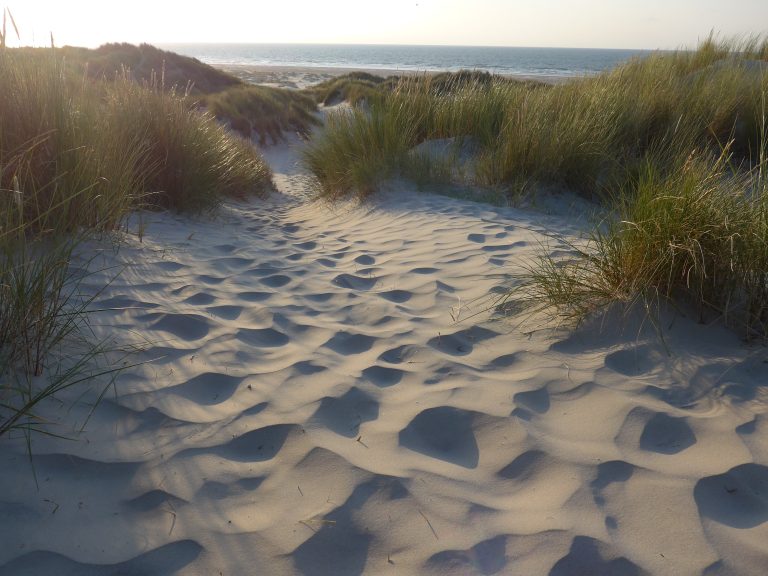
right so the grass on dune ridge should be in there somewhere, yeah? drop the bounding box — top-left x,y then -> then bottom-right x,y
304,35 -> 768,338
0,42 -> 272,439
305,36 -> 768,199
14,42 -> 320,145
303,69 -> 531,107
201,84 -> 319,145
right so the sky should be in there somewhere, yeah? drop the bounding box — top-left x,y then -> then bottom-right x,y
3,0 -> 768,50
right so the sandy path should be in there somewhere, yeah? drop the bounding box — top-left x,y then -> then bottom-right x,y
1,134 -> 767,576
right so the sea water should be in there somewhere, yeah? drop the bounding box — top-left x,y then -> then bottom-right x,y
160,43 -> 652,78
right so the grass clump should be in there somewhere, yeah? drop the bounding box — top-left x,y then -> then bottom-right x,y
304,71 -> 387,106
107,75 -> 272,212
304,75 -> 538,198
303,103 -> 421,197
505,144 -> 768,339
0,226 -> 111,438
304,36 -> 768,201
14,42 -> 320,145
0,45 -> 272,439
201,84 -> 319,144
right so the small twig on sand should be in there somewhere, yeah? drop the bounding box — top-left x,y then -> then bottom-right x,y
299,518 -> 336,533
43,499 -> 59,514
168,510 -> 177,536
165,500 -> 178,536
299,520 -> 317,533
418,509 -> 439,540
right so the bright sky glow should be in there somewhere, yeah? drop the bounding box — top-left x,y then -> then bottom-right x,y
4,0 -> 768,50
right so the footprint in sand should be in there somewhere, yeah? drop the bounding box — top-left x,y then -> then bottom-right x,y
183,292 -> 216,306
236,327 -> 290,347
616,408 -> 697,455
165,372 -> 244,405
378,289 -> 412,303
215,256 -> 254,270
639,412 -> 697,454
150,260 -> 187,273
196,477 -> 265,500
124,489 -> 188,513
512,387 -> 551,415
497,449 -> 549,481
427,534 -> 510,575
323,331 -> 376,355
399,406 -> 480,468
362,365 -> 405,387
550,536 -> 646,576
206,305 -> 243,320
605,345 -> 662,377
260,274 -> 292,288
291,480 -> 376,576
410,266 -> 439,274
426,535 -> 508,575
695,463 -> 768,528
736,418 -> 758,435
590,460 -> 635,506
310,387 -> 379,437
197,274 -> 227,285
378,344 -> 421,364
144,312 -> 211,341
189,424 -> 298,463
427,326 -> 499,356
333,273 -> 377,291
238,291 -> 272,302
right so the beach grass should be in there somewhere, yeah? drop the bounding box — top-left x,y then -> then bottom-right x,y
106,74 -> 273,212
201,84 -> 319,144
0,45 -> 272,438
13,43 -> 321,146
504,143 -> 768,339
304,71 -> 387,106
303,36 -> 768,336
304,37 -> 767,200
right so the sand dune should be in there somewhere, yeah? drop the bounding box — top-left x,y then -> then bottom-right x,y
1,130 -> 767,576
217,64 -> 568,90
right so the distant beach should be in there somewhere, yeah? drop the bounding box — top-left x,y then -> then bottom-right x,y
161,43 -> 651,83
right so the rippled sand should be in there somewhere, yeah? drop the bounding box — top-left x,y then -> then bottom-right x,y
1,128 -> 767,576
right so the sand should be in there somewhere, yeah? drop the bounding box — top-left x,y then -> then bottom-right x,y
1,115 -> 768,576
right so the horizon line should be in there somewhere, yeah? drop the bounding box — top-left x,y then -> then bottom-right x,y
152,41 -> 662,52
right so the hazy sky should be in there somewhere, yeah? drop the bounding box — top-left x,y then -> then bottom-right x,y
4,0 -> 768,50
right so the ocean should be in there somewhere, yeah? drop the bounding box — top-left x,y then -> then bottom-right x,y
159,43 -> 652,79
